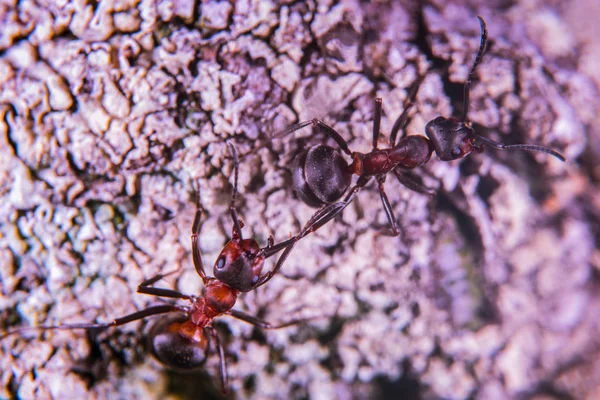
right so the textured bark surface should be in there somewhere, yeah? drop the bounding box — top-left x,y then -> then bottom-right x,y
0,1 -> 598,399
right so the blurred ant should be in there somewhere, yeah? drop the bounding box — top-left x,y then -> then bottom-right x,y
278,16 -> 565,235
0,142 -> 329,393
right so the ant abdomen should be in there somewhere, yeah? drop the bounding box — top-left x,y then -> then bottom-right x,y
292,144 -> 352,207
148,314 -> 209,371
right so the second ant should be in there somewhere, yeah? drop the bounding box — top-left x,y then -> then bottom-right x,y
275,16 -> 565,236
1,142 -> 333,394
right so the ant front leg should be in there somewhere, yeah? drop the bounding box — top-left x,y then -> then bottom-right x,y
254,179 -> 367,288
191,179 -> 209,284
226,140 -> 244,239
0,304 -> 187,340
137,269 -> 194,301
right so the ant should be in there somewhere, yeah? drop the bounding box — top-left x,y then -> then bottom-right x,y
0,141 -> 331,393
277,16 -> 565,236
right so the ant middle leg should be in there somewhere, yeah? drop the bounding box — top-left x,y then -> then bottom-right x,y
372,97 -> 383,150
390,74 -> 425,146
376,174 -> 400,236
227,309 -> 321,330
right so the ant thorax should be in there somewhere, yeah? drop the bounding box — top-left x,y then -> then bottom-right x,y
188,280 -> 239,328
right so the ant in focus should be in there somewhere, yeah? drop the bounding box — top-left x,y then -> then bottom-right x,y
277,16 -> 565,236
1,142 -> 328,393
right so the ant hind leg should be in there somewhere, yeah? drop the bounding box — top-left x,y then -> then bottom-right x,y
0,304 -> 187,341
208,326 -> 228,394
393,169 -> 436,197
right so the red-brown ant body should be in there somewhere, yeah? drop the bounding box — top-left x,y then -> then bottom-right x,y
1,142 -> 325,393
281,17 -> 565,235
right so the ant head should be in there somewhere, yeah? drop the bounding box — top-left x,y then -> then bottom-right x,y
425,117 -> 478,161
214,238 -> 264,292
148,314 -> 209,370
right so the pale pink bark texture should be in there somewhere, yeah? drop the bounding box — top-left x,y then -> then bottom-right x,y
0,1 -> 598,399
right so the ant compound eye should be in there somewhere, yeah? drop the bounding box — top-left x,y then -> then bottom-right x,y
216,256 -> 226,269
452,147 -> 463,158
251,275 -> 259,285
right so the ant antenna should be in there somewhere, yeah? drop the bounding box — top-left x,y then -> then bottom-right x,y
462,16 -> 488,122
225,140 -> 244,238
475,134 -> 566,162
461,17 -> 565,163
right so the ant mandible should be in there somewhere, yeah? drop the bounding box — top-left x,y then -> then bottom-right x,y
0,141 -> 328,393
277,16 -> 565,236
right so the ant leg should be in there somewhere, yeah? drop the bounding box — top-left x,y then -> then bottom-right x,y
462,16 -> 488,122
253,205 -> 344,287
137,270 -> 193,300
191,179 -> 209,284
254,178 -> 368,288
296,174 -> 371,240
372,97 -> 382,150
390,74 -> 425,146
376,175 -> 400,236
225,141 -> 244,239
208,326 -> 228,394
272,120 -> 313,139
393,169 -> 436,197
310,119 -> 353,156
248,120 -> 313,155
0,304 -> 187,340
271,118 -> 352,155
260,236 -> 298,259
258,198 -> 359,260
227,309 -> 317,329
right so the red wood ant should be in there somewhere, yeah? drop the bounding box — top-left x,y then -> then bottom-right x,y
278,16 -> 565,236
0,141 -> 328,393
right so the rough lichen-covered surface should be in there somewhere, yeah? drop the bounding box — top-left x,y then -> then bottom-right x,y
1,1 -> 599,399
